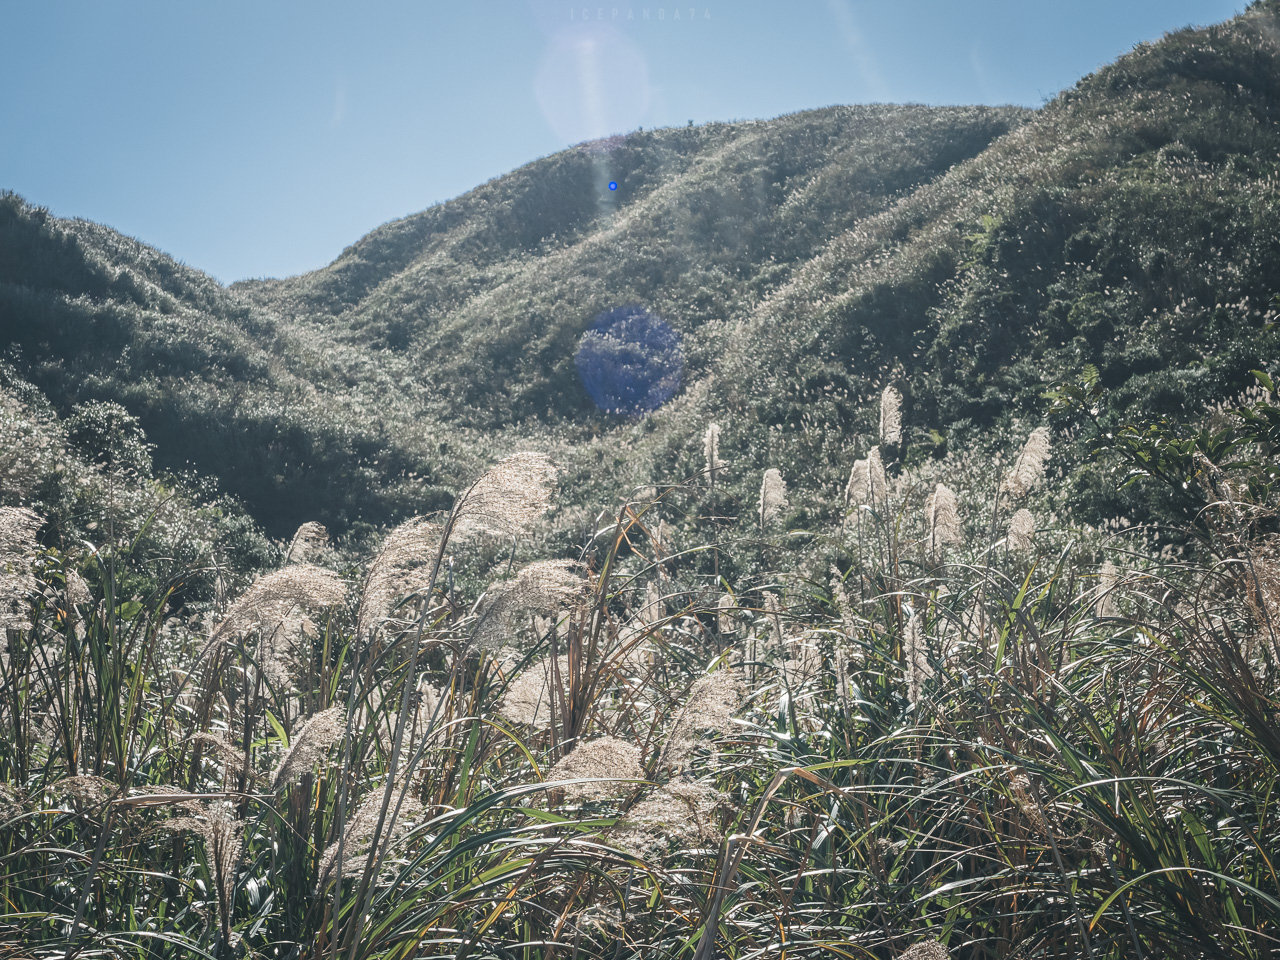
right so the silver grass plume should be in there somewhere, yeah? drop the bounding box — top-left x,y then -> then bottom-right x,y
546,736 -> 645,802
271,705 -> 345,790
0,506 -> 41,632
474,559 -> 585,650
317,789 -> 423,887
1007,509 -> 1035,553
357,516 -> 441,638
285,522 -> 329,564
1096,561 -> 1119,618
668,669 -> 743,764
898,941 -> 949,960
716,593 -> 735,634
452,451 -> 556,541
925,483 -> 962,555
758,468 -> 788,529
214,563 -> 346,642
845,447 -> 887,509
615,780 -> 723,855
879,384 -> 903,446
703,422 -> 722,487
1001,426 -> 1051,500
203,804 -> 243,946
904,615 -> 934,707
496,653 -> 566,728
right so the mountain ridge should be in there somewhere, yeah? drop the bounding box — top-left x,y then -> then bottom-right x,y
3,2 -> 1280,546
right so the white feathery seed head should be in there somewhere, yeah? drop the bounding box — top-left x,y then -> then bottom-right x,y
547,736 -> 645,802
879,385 -> 903,446
1096,560 -> 1119,618
1001,426 -> 1051,500
215,563 -> 347,642
0,506 -> 41,631
475,559 -> 586,650
703,422 -> 722,486
285,522 -> 329,564
925,483 -> 962,554
271,705 -> 345,790
898,940 -> 949,960
1007,508 -> 1035,553
758,468 -> 788,529
452,452 -> 556,541
358,516 -> 442,638
615,780 -> 723,855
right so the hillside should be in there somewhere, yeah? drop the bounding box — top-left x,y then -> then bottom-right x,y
4,2 -> 1280,546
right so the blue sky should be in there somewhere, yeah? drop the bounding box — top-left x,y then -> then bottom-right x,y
1,0 -> 1247,283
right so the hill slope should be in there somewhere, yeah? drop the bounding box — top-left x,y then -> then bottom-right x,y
4,2 -> 1280,543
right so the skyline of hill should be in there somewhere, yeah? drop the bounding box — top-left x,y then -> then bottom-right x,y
3,1 -> 1280,548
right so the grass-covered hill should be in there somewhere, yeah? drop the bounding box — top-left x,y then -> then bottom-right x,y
5,2 -> 1280,546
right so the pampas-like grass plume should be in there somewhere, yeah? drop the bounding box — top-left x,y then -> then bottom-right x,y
271,705 -> 345,790
845,447 -> 887,510
203,804 -> 243,946
452,451 -> 556,541
1001,426 -> 1051,500
0,506 -> 41,631
496,654 -> 566,728
546,736 -> 644,802
668,669 -> 743,763
284,522 -> 329,564
357,516 -> 441,638
474,559 -> 585,650
758,468 -> 788,529
703,422 -> 722,487
1007,508 -> 1035,553
1096,560 -> 1119,618
879,385 -> 903,446
904,616 -> 934,706
925,483 -> 961,555
215,563 -> 347,642
615,780 -> 723,855
898,940 -> 949,960
317,790 -> 423,888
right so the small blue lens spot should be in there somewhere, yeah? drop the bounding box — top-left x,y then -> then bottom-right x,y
608,181 -> 618,191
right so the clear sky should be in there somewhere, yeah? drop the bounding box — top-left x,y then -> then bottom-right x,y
1,0 -> 1247,283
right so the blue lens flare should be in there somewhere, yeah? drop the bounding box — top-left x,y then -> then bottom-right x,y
574,305 -> 683,415
608,181 -> 618,191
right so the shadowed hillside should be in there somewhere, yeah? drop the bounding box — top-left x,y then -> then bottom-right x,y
4,3 -> 1280,544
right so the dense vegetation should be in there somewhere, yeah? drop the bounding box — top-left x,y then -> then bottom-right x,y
3,2 -> 1280,956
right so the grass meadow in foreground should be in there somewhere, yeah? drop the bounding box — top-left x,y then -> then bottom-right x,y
1,388 -> 1279,959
